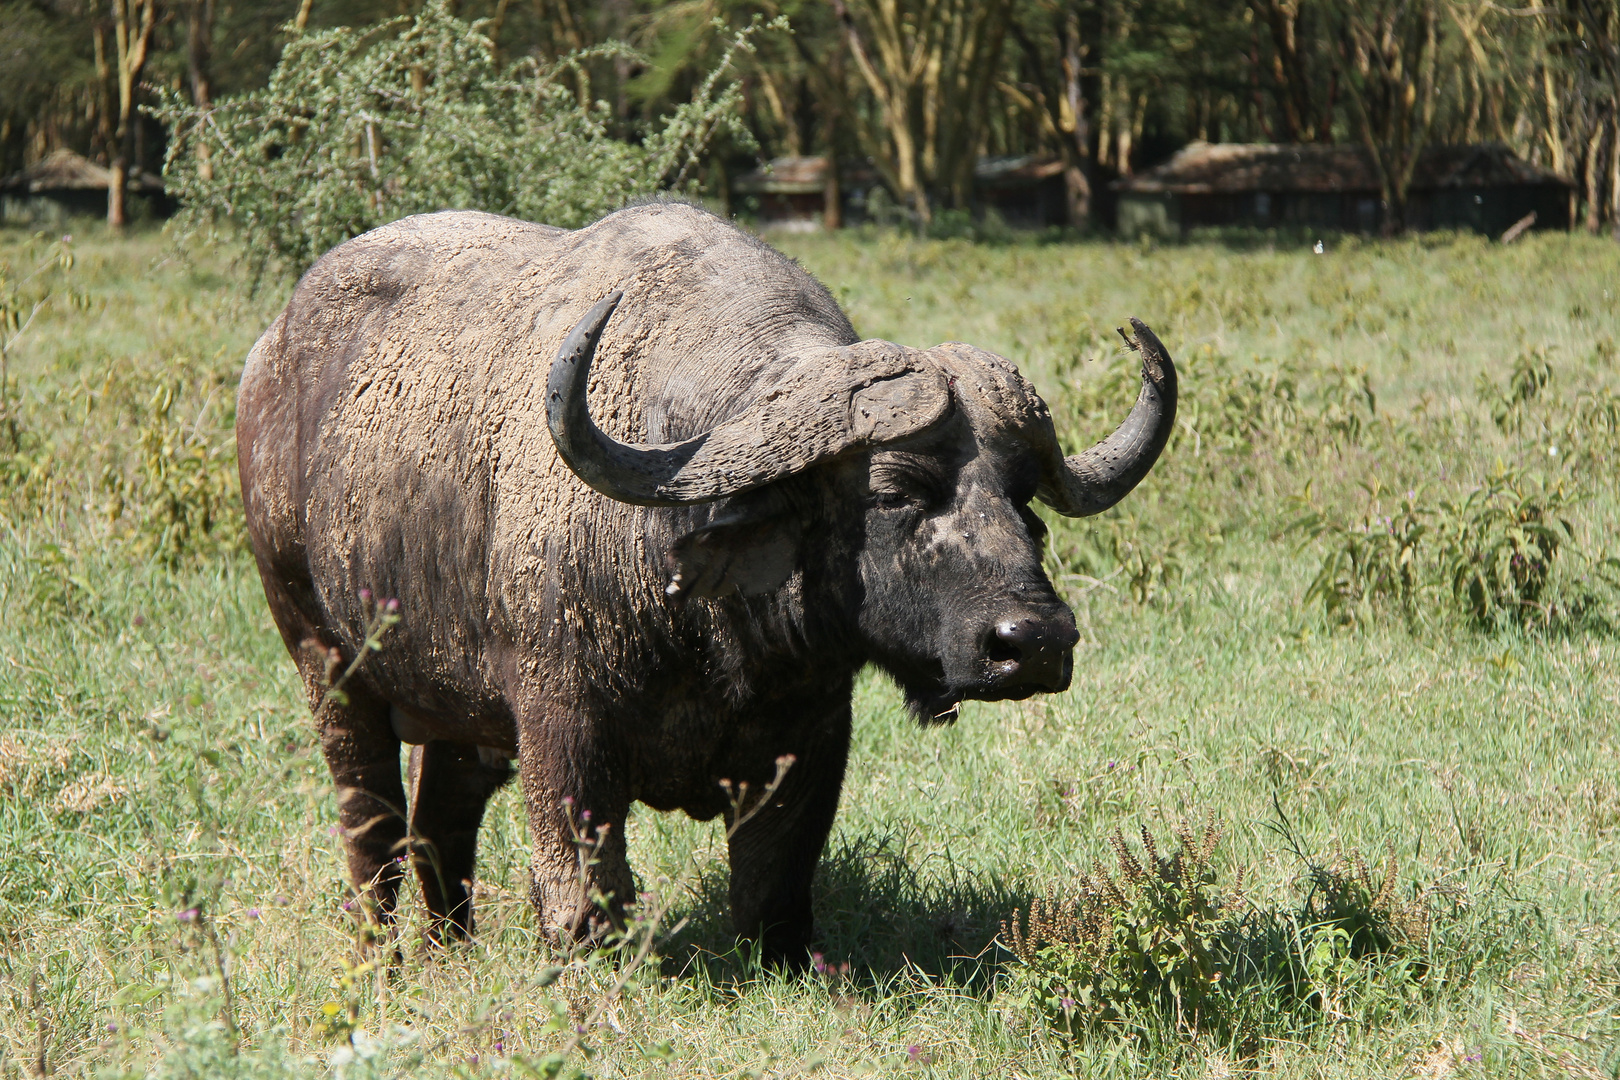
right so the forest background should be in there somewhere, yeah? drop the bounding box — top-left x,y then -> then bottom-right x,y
2,0 -> 1619,238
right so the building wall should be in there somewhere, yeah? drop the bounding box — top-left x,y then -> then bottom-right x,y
1119,184 -> 1570,237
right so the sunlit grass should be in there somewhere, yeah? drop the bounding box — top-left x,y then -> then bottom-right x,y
0,220 -> 1617,1077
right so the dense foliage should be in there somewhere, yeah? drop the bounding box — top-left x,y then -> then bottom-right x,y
154,2 -> 757,277
4,0 -> 1617,234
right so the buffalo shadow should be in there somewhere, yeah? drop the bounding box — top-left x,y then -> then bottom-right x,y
654,829 -> 1035,995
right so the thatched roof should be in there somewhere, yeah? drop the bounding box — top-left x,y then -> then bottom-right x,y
974,155 -> 1065,188
1,149 -> 162,193
1118,142 -> 1570,195
733,156 -> 828,195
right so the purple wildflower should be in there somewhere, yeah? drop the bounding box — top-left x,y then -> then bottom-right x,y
177,907 -> 199,923
245,908 -> 261,920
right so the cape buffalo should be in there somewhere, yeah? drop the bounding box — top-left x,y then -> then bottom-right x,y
238,202 -> 1176,963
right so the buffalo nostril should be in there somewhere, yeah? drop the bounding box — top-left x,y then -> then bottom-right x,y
988,621 -> 1019,662
987,616 -> 1079,686
990,619 -> 1044,663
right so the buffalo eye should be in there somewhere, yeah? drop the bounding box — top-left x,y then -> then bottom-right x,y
871,489 -> 919,511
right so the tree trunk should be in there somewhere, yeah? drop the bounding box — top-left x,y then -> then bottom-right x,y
1585,121 -> 1606,232
1060,9 -> 1094,225
108,0 -> 159,231
187,0 -> 215,180
1611,113 -> 1620,240
93,23 -> 116,166
1340,0 -> 1441,235
1008,4 -> 1096,225
823,152 -> 843,230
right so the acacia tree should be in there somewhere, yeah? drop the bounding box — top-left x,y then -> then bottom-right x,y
1336,0 -> 1442,233
1004,0 -> 1098,224
1559,0 -> 1618,233
107,0 -> 160,228
156,0 -> 756,277
831,0 -> 1012,223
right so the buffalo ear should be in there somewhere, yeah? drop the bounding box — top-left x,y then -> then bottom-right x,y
666,512 -> 800,599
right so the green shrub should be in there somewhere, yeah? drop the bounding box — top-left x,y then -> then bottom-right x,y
1295,469 -> 1589,631
1000,821 -> 1447,1049
155,1 -> 760,280
1295,482 -> 1428,626
1,232 -> 79,456
1433,468 -> 1577,629
1479,345 -> 1554,434
1001,821 -> 1232,1037
107,380 -> 244,566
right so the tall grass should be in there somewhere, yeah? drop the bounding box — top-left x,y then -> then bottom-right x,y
0,221 -> 1617,1077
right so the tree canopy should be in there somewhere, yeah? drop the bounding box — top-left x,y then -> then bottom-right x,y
2,0 -> 1616,235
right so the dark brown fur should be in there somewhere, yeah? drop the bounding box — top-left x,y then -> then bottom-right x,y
240,203 -> 1106,962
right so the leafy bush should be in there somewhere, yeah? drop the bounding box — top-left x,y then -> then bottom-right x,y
1001,821 -> 1232,1037
1000,820 -> 1449,1048
105,379 -> 244,566
1,232 -> 79,457
1295,482 -> 1429,625
1479,345 -> 1554,434
155,1 -> 759,279
1433,469 -> 1577,629
1295,469 -> 1588,631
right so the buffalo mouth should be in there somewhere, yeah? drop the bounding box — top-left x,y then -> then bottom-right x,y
901,652 -> 1074,725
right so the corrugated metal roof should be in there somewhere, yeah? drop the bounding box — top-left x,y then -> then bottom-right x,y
1117,142 -> 1570,194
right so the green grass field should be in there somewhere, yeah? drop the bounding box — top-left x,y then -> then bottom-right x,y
1,220 -> 1617,1078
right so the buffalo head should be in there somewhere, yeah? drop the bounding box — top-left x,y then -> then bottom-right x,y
546,292 -> 1177,721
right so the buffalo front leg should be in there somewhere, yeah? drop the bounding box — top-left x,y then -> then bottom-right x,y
303,672 -> 410,923
516,709 -> 635,945
406,741 -> 513,940
726,706 -> 852,969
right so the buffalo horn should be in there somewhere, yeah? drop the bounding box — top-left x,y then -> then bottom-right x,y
546,292 -> 953,506
1038,317 -> 1178,518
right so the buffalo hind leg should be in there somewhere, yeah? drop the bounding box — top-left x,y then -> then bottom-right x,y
406,741 -> 513,940
304,673 -> 411,925
726,706 -> 852,970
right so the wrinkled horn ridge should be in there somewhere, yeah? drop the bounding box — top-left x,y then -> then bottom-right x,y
546,291 -> 713,506
1040,317 -> 1178,518
547,294 -> 957,508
